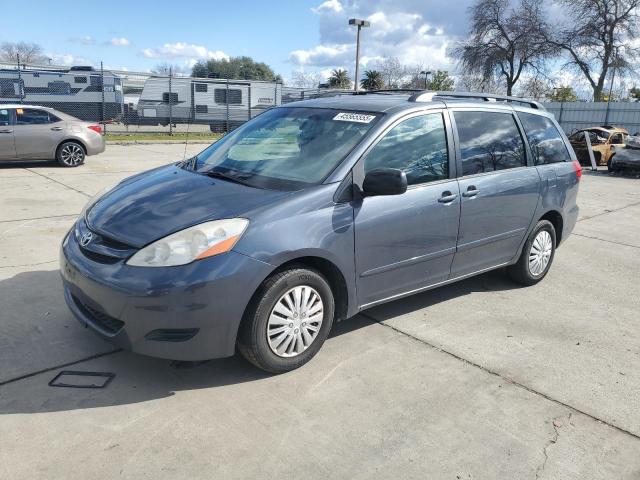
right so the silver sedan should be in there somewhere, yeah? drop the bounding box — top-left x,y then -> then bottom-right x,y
0,104 -> 105,167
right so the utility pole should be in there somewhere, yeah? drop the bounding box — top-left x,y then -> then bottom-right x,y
349,18 -> 370,92
604,46 -> 619,125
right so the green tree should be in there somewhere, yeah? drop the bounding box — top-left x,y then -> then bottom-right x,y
428,70 -> 455,91
630,87 -> 640,101
328,69 -> 351,89
191,56 -> 278,81
360,70 -> 385,90
547,86 -> 578,102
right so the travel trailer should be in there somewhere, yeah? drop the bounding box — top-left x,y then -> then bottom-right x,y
0,67 -> 123,121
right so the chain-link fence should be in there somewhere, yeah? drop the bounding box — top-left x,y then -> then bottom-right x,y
3,61 -> 640,136
0,60 -> 344,135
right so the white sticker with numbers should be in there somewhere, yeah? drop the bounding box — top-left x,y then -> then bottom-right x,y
333,112 -> 376,123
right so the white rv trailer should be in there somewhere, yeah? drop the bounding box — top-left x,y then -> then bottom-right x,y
136,77 -> 282,131
0,67 -> 123,121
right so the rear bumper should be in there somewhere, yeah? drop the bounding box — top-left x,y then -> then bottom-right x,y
60,228 -> 273,361
85,134 -> 105,156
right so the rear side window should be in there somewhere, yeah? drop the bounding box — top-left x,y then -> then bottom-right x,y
0,109 -> 10,126
15,108 -> 55,125
364,113 -> 449,185
518,112 -> 571,165
454,111 -> 526,176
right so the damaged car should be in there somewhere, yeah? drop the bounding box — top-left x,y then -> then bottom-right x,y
569,126 -> 628,166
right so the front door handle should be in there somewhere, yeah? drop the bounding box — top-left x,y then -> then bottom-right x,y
462,186 -> 479,197
50,126 -> 63,131
438,191 -> 458,203
0,129 -> 12,134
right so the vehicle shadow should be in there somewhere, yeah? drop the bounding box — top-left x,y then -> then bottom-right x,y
0,267 -> 517,415
0,159 -> 59,169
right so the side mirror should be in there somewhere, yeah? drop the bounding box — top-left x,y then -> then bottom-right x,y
362,168 -> 408,196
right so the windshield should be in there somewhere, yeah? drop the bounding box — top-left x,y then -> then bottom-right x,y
193,107 -> 380,190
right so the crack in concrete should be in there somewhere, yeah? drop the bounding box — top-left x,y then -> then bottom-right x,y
576,199 -> 640,223
536,412 -> 571,479
0,260 -> 56,269
571,232 -> 640,250
24,168 -> 91,198
360,312 -> 640,443
0,213 -> 78,225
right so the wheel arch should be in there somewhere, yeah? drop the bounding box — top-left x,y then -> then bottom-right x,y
56,138 -> 87,157
539,210 -> 564,246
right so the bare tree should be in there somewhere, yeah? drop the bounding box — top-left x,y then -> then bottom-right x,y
455,73 -> 505,93
453,0 -> 553,95
0,41 -> 45,64
152,63 -> 183,75
548,0 -> 639,101
291,70 -> 323,89
376,56 -> 408,88
516,76 -> 551,100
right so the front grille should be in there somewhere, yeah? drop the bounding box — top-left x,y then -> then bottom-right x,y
72,295 -> 124,335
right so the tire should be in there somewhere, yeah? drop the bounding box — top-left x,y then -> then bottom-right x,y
237,267 -> 335,373
507,220 -> 556,286
56,141 -> 85,167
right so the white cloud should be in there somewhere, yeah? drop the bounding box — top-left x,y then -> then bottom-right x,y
312,0 -> 343,13
291,0 -> 473,76
110,37 -> 131,47
46,53 -> 92,66
141,42 -> 228,61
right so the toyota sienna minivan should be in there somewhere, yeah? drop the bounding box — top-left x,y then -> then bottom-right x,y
60,91 -> 581,373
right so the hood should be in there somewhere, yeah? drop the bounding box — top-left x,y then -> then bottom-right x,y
87,164 -> 291,248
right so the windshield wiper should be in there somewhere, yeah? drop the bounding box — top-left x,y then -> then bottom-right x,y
200,169 -> 255,187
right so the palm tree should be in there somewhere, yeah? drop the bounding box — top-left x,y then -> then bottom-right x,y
360,70 -> 384,91
328,69 -> 351,89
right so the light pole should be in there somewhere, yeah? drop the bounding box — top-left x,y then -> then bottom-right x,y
420,70 -> 432,90
349,18 -> 370,92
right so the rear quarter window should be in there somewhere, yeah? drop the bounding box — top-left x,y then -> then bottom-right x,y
518,112 -> 571,164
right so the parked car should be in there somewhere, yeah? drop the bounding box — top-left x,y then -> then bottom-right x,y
0,104 -> 105,167
569,126 -> 628,166
609,136 -> 640,173
60,91 -> 581,373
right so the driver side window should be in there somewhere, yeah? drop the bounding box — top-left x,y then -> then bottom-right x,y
364,113 -> 449,186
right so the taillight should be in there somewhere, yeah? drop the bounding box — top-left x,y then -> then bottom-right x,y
572,160 -> 582,180
87,125 -> 102,134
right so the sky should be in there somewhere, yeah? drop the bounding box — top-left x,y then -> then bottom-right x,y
0,0 -> 475,81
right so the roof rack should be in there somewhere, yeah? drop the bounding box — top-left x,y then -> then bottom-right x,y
408,91 -> 545,110
354,88 -> 421,95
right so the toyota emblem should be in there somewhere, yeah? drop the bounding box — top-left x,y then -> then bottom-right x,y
80,231 -> 93,247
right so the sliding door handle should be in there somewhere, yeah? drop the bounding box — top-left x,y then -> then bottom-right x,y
0,129 -> 12,134
438,191 -> 458,203
462,186 -> 479,197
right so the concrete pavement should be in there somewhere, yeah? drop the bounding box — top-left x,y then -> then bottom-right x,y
1,146 -> 639,479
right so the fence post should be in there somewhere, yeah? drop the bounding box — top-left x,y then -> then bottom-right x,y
169,67 -> 173,136
17,54 -> 23,103
100,61 -> 106,134
558,101 -> 564,126
248,83 -> 252,120
226,78 -> 230,133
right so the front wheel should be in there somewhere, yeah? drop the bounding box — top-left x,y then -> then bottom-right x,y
56,141 -> 85,167
507,220 -> 556,286
237,268 -> 335,373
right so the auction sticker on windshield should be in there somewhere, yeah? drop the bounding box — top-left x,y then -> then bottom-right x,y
333,112 -> 377,123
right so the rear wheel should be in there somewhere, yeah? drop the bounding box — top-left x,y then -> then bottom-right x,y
56,141 -> 85,167
507,220 -> 556,286
237,267 -> 335,373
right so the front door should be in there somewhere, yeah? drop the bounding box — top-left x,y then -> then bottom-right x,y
450,109 -> 540,277
0,107 -> 16,159
354,111 -> 460,307
13,108 -> 65,159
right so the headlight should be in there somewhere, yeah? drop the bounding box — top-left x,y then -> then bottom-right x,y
80,186 -> 112,219
126,218 -> 249,267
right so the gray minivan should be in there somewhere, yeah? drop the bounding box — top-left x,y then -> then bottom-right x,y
60,91 -> 581,373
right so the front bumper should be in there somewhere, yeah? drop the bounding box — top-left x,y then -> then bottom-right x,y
60,227 -> 273,361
